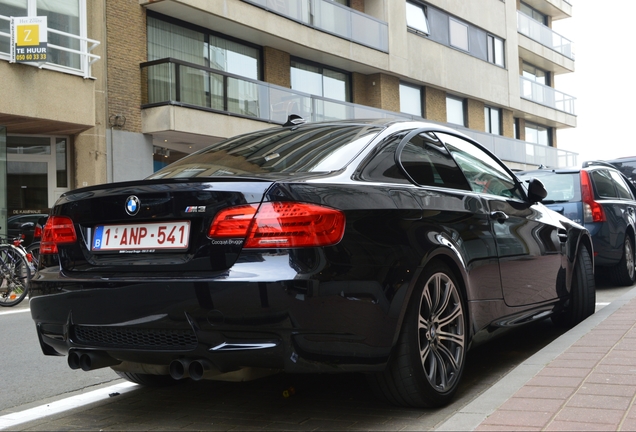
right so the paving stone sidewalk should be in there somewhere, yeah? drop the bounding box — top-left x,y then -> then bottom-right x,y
438,286 -> 636,431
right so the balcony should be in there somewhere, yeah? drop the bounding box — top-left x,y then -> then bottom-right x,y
140,58 -> 577,168
0,14 -> 99,79
520,76 -> 576,114
242,0 -> 388,52
517,11 -> 573,60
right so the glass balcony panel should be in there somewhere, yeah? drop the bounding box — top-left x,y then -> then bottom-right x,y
517,11 -> 573,59
242,0 -> 387,52
141,59 -> 578,168
146,62 -> 176,104
313,0 -> 350,39
351,10 -> 388,51
246,0 -> 310,24
314,98 -> 351,122
209,73 -> 224,111
227,76 -> 268,119
520,76 -> 575,114
268,87 -> 310,123
179,65 -> 208,108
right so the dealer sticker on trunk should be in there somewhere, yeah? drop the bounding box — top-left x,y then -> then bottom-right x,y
92,221 -> 190,252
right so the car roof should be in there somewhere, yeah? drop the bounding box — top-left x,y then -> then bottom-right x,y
518,161 -> 626,176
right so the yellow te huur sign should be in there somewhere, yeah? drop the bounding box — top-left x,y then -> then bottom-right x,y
10,17 -> 48,63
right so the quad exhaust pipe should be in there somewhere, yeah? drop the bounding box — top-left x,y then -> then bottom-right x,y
68,350 -> 121,371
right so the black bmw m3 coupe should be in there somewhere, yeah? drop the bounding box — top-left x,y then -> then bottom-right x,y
30,118 -> 595,407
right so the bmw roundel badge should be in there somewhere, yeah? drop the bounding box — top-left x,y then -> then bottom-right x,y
125,195 -> 140,216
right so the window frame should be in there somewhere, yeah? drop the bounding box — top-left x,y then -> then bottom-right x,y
399,82 -> 423,117
484,106 -> 502,135
405,1 -> 430,35
446,95 -> 467,127
525,121 -> 552,147
487,34 -> 505,67
449,17 -> 469,51
290,57 -> 352,102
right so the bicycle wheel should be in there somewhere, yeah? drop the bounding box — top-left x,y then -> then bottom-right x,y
25,242 -> 41,271
0,245 -> 31,307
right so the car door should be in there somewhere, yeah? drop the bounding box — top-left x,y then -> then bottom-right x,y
385,130 -> 503,301
594,169 -> 636,262
437,132 -> 564,307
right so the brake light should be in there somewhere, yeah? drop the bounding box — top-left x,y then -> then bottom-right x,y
208,202 -> 345,248
33,224 -> 42,239
580,171 -> 606,223
41,216 -> 77,254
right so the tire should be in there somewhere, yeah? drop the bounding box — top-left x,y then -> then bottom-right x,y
368,261 -> 466,407
553,246 -> 596,328
0,245 -> 31,307
610,236 -> 636,286
115,371 -> 178,386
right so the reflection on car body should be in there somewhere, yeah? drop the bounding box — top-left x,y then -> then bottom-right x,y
30,118 -> 595,408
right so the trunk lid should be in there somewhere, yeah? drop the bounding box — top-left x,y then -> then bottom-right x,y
52,178 -> 275,274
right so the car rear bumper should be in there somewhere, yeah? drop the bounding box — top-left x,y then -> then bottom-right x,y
29,266 -> 399,373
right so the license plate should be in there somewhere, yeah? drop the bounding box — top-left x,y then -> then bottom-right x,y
92,221 -> 190,252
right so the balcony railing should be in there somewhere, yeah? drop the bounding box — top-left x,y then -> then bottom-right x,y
0,14 -> 100,79
140,58 -> 577,168
242,0 -> 388,52
517,11 -> 574,59
520,76 -> 576,114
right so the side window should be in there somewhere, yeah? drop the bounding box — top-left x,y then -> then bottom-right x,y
359,135 -> 410,184
609,170 -> 633,200
398,133 -> 471,190
591,170 -> 618,199
437,132 -> 524,200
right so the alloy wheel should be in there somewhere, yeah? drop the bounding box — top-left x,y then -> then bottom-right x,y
626,239 -> 635,280
417,272 -> 465,392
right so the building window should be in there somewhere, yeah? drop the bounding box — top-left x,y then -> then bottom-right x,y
484,106 -> 501,135
522,62 -> 548,85
487,34 -> 504,67
520,2 -> 548,25
406,1 -> 429,35
449,18 -> 469,51
525,122 -> 551,146
0,0 -> 86,71
291,59 -> 351,102
399,82 -> 423,117
147,15 -> 260,80
446,95 -> 466,127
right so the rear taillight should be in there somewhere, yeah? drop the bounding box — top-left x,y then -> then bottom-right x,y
41,216 -> 77,254
580,171 -> 606,223
33,225 -> 42,240
208,202 -> 345,248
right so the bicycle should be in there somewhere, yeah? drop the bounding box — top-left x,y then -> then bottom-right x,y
0,236 -> 34,307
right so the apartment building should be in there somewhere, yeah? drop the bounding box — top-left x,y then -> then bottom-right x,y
0,0 -> 576,235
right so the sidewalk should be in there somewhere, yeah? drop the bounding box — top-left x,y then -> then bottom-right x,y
438,285 -> 636,431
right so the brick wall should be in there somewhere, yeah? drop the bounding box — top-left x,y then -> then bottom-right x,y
467,99 -> 485,131
424,87 -> 446,122
263,47 -> 291,88
106,0 -> 147,133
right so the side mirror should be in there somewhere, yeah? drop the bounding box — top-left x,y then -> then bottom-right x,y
527,177 -> 547,203
20,222 -> 35,230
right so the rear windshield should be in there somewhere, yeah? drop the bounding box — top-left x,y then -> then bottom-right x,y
148,125 -> 381,179
517,171 -> 581,203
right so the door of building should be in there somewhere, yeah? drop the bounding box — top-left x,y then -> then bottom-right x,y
6,136 -> 69,218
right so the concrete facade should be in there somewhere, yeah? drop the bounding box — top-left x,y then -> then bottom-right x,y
0,0 -> 578,228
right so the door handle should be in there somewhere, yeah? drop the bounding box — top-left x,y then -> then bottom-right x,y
557,229 -> 568,243
490,211 -> 509,223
